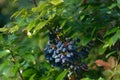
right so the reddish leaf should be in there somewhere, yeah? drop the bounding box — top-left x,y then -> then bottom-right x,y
95,59 -> 112,70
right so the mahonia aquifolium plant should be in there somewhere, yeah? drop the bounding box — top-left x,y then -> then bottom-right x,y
44,27 -> 94,79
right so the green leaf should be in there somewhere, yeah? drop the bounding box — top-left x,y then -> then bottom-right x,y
104,28 -> 118,38
99,45 -> 107,55
0,50 -> 10,58
106,51 -> 116,58
2,66 -> 10,77
48,13 -> 56,20
10,11 -> 19,19
2,65 -> 15,78
32,1 -> 48,12
60,20 -> 67,28
0,27 -> 8,32
104,29 -> 120,48
56,69 -> 68,80
117,0 -> 120,8
29,74 -> 36,80
50,0 -> 64,6
81,37 -> 91,46
22,68 -> 36,77
0,60 -> 9,71
33,21 -> 47,34
91,27 -> 96,37
39,10 -> 47,18
10,9 -> 27,19
26,20 -> 36,31
24,54 -> 35,63
108,30 -> 120,47
9,25 -> 19,33
80,15 -> 85,21
12,65 -> 19,76
108,4 -> 117,9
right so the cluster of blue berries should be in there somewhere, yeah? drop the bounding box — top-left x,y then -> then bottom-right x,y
44,28 -> 93,79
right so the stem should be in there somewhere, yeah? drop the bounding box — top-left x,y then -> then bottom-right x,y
46,26 -> 60,40
11,54 -> 24,80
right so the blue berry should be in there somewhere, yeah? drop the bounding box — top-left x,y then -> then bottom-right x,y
44,27 -> 93,79
62,48 -> 66,52
48,49 -> 53,54
55,58 -> 61,63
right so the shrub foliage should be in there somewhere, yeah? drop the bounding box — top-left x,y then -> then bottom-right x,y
0,0 -> 120,80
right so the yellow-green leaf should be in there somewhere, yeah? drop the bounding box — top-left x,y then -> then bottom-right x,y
50,0 -> 64,6
9,25 -> 19,33
10,9 -> 27,19
32,1 -> 48,12
0,27 -> 8,32
26,20 -> 36,31
48,13 -> 56,20
33,21 -> 47,34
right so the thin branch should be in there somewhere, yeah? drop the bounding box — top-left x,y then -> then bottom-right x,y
46,26 -> 60,39
11,54 -> 24,80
